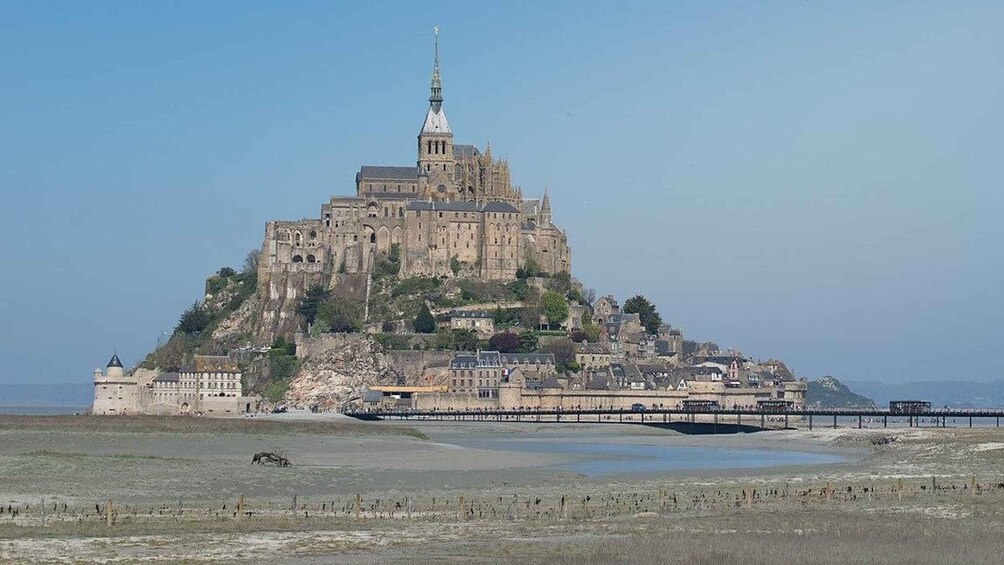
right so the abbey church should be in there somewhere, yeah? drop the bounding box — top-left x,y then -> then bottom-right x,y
258,32 -> 571,286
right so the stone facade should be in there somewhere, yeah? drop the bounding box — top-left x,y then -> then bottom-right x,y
257,33 -> 571,294
91,353 -> 258,416
448,310 -> 495,338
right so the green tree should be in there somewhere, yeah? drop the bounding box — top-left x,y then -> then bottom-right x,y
414,303 -> 436,333
317,295 -> 362,333
517,331 -> 539,353
451,329 -> 478,351
217,266 -> 236,278
544,338 -> 576,372
540,291 -> 569,328
507,278 -> 531,301
623,294 -> 663,334
176,302 -> 210,335
297,284 -> 330,325
450,255 -> 461,276
488,332 -> 520,353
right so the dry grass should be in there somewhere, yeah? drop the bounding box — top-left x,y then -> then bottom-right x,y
0,414 -> 428,439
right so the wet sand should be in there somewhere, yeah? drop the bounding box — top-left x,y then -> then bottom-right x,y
2,415 -> 1004,564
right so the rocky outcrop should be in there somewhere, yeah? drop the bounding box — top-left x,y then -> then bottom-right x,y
285,335 -> 398,409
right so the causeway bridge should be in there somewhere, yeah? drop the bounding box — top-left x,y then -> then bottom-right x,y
345,406 -> 1004,432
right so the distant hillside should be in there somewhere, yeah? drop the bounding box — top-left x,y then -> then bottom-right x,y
806,376 -> 876,409
0,383 -> 92,406
843,379 -> 1004,409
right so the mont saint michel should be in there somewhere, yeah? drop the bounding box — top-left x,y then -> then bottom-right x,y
3,4 -> 1002,565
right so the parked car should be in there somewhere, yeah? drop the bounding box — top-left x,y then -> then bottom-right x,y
631,403 -> 646,413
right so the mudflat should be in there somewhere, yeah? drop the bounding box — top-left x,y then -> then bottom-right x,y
1,415 -> 1003,564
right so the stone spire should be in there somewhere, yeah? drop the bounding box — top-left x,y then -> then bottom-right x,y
542,187 -> 551,211
429,26 -> 443,110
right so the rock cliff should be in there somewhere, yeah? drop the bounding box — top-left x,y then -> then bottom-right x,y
284,335 -> 398,409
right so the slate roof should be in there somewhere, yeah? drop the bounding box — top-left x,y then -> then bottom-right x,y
587,370 -> 612,390
654,341 -> 678,357
153,372 -> 179,383
421,105 -> 451,134
540,376 -> 563,389
405,200 -> 520,213
450,350 -> 502,369
449,310 -> 493,319
454,144 -> 479,158
500,353 -> 555,365
483,201 -> 520,213
575,342 -> 610,354
363,389 -> 383,403
357,166 -> 419,180
107,353 -> 123,368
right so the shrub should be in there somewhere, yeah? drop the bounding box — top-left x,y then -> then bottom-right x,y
217,266 -> 236,278
392,276 -> 442,298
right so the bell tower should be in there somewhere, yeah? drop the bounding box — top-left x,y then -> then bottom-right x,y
418,26 -> 455,200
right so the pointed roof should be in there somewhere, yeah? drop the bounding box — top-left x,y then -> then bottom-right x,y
421,27 -> 451,135
541,187 -> 551,211
107,353 -> 123,368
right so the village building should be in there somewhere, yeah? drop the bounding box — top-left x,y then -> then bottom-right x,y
448,310 -> 495,338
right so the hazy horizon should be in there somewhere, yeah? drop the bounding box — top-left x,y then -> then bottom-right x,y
1,1 -> 1001,386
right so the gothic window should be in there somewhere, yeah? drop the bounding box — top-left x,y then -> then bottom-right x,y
309,230 -> 317,239
427,140 -> 432,154
370,233 -> 376,244
306,255 -> 316,263
294,231 -> 302,245
292,255 -> 303,263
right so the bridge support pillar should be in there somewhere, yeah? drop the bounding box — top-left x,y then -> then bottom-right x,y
970,416 -> 973,428
833,415 -> 837,429
785,414 -> 789,429
809,414 -> 813,430
883,415 -> 887,428
858,415 -> 862,429
997,417 -> 999,428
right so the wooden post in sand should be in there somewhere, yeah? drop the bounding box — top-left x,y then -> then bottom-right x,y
106,499 -> 113,527
458,496 -> 465,520
745,488 -> 752,509
237,494 -> 244,520
354,494 -> 362,518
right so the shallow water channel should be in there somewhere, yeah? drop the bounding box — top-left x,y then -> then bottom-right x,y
454,437 -> 848,476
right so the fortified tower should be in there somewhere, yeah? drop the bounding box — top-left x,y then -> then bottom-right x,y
92,353 -> 139,415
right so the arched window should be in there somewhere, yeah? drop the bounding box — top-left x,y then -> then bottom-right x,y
294,231 -> 302,245
309,230 -> 317,240
292,255 -> 303,263
427,140 -> 432,154
306,254 -> 316,263
370,233 -> 376,244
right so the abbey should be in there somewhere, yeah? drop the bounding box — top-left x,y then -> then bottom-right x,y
258,33 -> 571,286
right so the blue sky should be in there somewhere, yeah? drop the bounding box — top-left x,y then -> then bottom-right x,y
1,1 -> 1001,385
